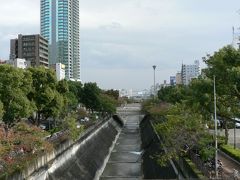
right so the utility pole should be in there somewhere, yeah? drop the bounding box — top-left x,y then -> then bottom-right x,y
234,119 -> 236,149
214,75 -> 218,178
152,65 -> 156,97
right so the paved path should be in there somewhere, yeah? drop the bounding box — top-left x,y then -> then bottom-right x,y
100,105 -> 142,180
219,151 -> 240,178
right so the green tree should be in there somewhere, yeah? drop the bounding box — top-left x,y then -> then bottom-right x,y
186,78 -> 213,121
104,89 -> 119,100
28,67 -> 64,125
158,85 -> 187,104
203,46 -> 240,144
154,103 -> 214,165
62,113 -> 83,141
0,65 -> 34,125
66,81 -> 83,110
0,101 -> 4,121
99,93 -> 117,116
82,82 -> 101,112
67,81 -> 82,102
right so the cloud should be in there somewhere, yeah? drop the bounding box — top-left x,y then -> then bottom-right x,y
0,0 -> 240,89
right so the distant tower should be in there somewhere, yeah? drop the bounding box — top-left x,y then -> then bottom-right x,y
40,0 -> 80,81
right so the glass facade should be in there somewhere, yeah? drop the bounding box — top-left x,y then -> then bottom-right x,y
40,0 -> 80,81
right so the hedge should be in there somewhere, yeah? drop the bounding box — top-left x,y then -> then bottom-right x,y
220,144 -> 240,163
185,158 -> 205,180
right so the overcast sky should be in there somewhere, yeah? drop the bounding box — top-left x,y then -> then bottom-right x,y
0,0 -> 240,90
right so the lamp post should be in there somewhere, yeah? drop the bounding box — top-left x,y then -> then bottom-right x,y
214,75 -> 218,178
234,118 -> 236,149
152,65 -> 156,97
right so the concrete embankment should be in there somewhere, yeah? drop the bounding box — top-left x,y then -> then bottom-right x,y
140,115 -> 178,179
9,117 -> 123,180
8,104 -> 183,180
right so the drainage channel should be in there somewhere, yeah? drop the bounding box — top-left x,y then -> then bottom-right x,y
100,114 -> 142,180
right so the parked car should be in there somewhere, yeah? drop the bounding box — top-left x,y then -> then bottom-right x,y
236,122 -> 240,128
233,118 -> 240,128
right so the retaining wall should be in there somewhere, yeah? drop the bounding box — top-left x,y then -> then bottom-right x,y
140,115 -> 177,179
8,116 -> 123,180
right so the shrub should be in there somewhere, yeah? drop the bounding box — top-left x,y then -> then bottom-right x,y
220,144 -> 240,162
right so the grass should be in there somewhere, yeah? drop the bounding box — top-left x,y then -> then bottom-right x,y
220,144 -> 240,162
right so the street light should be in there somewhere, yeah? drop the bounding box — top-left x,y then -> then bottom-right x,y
214,75 -> 218,178
152,65 -> 156,97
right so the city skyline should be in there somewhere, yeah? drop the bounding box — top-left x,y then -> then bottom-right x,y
0,0 -> 240,90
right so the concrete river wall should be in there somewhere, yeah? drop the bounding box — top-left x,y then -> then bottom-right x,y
9,117 -> 123,180
9,104 -> 178,180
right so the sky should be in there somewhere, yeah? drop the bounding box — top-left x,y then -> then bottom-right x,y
0,0 -> 240,90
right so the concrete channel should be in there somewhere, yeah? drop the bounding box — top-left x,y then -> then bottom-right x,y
100,107 -> 142,179
9,104 -> 178,180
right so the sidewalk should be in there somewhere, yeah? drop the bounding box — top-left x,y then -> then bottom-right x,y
219,151 -> 240,178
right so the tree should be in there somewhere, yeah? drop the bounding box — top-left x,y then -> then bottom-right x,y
203,46 -> 240,144
154,103 -> 214,165
99,93 -> 117,116
81,83 -> 101,112
62,113 -> 83,141
0,65 -> 34,125
158,85 -> 187,104
0,101 -> 4,121
67,81 -> 82,102
28,67 -> 64,125
66,81 -> 83,110
104,89 -> 119,100
186,78 -> 213,121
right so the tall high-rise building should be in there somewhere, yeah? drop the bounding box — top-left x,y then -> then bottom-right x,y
9,34 -> 49,67
40,0 -> 80,81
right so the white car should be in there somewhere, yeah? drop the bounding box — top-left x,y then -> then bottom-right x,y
234,118 -> 240,128
236,122 -> 240,128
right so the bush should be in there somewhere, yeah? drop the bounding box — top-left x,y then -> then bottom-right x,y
62,113 -> 84,141
220,144 -> 240,162
0,122 -> 53,177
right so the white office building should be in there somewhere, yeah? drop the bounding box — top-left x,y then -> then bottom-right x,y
181,60 -> 200,85
6,58 -> 30,69
50,63 -> 66,81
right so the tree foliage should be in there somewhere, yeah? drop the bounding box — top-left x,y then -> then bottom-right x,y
66,81 -> 82,111
0,101 -> 4,121
0,65 -> 34,125
203,46 -> 240,143
0,64 -> 120,128
154,104 -> 214,165
28,67 -> 64,125
99,93 -> 117,116
104,89 -> 119,100
62,113 -> 83,141
158,85 -> 187,104
156,46 -> 240,144
81,82 -> 101,112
